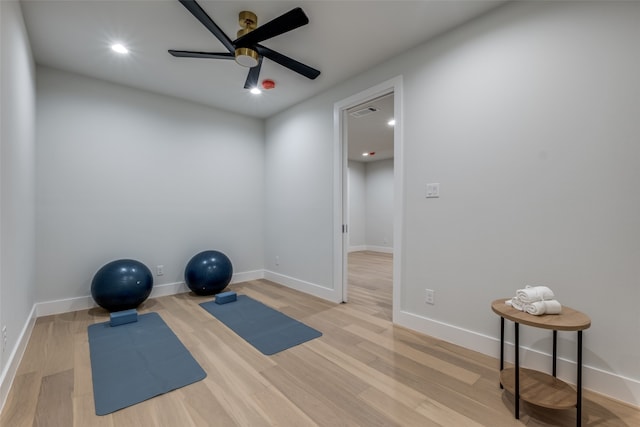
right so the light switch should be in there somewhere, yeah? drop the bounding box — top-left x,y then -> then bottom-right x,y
426,183 -> 440,198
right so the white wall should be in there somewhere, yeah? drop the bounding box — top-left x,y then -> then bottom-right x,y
348,159 -> 394,253
35,67 -> 265,306
347,161 -> 366,250
365,159 -> 394,251
265,1 -> 640,404
263,103 -> 337,300
401,0 -> 640,394
0,0 -> 37,406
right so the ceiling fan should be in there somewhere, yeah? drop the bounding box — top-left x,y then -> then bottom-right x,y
169,0 -> 321,90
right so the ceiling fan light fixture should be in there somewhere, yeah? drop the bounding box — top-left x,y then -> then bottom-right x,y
235,47 -> 259,67
235,12 -> 259,68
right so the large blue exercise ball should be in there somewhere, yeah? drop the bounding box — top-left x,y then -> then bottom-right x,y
185,250 -> 233,296
91,259 -> 153,312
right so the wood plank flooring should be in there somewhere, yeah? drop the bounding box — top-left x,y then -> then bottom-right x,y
1,251 -> 639,426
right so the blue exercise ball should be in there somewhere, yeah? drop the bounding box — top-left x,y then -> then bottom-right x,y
185,250 -> 233,296
91,259 -> 153,312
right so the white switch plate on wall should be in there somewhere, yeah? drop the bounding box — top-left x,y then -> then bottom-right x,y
426,183 -> 440,198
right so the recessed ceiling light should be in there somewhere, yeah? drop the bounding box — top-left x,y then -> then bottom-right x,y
250,87 -> 262,95
388,119 -> 395,126
111,43 -> 129,54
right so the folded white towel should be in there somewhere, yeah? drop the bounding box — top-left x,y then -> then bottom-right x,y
516,285 -> 555,303
525,299 -> 562,316
508,297 -> 525,311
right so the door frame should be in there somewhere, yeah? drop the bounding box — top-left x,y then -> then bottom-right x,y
333,76 -> 403,322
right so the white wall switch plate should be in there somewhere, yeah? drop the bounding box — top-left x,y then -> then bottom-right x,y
426,183 -> 440,198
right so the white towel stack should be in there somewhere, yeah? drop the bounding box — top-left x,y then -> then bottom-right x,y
505,285 -> 562,315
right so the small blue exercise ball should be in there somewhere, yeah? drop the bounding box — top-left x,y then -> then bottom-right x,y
185,250 -> 233,296
91,259 -> 153,312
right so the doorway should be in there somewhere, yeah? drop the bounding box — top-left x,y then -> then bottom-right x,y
333,76 -> 403,322
346,94 -> 394,317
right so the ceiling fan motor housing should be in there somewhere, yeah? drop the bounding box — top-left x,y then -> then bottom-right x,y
235,11 -> 259,67
169,1 -> 320,89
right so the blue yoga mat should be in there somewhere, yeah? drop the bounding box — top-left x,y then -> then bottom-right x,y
88,312 -> 206,415
200,295 -> 322,355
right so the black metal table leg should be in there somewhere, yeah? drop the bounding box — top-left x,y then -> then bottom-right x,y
500,317 -> 504,389
515,322 -> 520,419
553,329 -> 557,377
577,330 -> 583,427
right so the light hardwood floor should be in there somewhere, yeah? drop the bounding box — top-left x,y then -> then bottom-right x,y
1,251 -> 638,426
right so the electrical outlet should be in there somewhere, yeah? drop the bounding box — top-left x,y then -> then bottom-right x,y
275,256 -> 280,266
425,289 -> 435,305
156,265 -> 164,276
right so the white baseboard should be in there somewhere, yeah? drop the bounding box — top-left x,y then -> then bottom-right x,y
147,270 -> 264,299
264,270 -> 342,303
35,295 -> 96,317
231,269 -> 264,284
395,309 -> 640,407
0,305 -> 37,414
148,281 -> 189,299
349,245 -> 393,254
34,285 -> 192,317
366,245 -> 394,254
35,269 -> 266,317
395,309 -> 497,357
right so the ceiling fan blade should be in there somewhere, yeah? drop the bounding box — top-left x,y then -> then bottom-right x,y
256,45 -> 320,80
244,57 -> 263,89
169,50 -> 234,59
178,0 -> 235,53
234,7 -> 309,47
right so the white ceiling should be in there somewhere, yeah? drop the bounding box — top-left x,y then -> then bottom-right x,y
21,0 -> 506,120
347,93 -> 394,162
